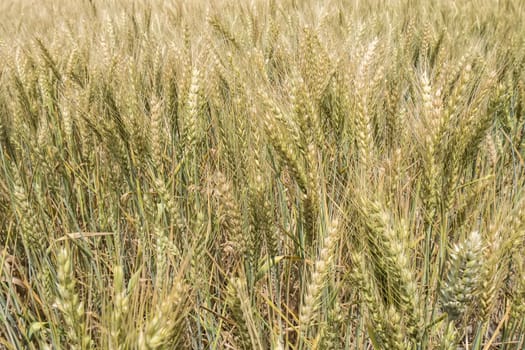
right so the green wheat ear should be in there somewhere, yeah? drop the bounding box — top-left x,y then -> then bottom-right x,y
440,231 -> 483,321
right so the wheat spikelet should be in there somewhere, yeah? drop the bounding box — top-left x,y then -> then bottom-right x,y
231,276 -> 264,350
477,195 -> 525,320
65,45 -> 80,80
225,276 -> 252,350
139,278 -> 190,349
510,259 -> 525,321
303,144 -> 320,244
36,260 -> 55,306
176,23 -> 193,112
14,48 -> 31,93
298,219 -> 339,340
0,107 -> 6,148
485,133 -> 498,169
291,70 -> 317,147
248,141 -> 278,259
61,96 -> 74,142
357,194 -> 421,341
317,295 -> 344,349
420,22 -> 432,61
153,225 -> 168,290
207,13 -> 241,50
419,71 -> 440,216
350,251 -> 389,348
213,172 -> 248,264
446,60 -> 472,123
440,230 -> 483,320
13,180 -> 42,250
109,265 -> 129,350
455,70 -> 497,168
289,73 -> 322,241
184,66 -> 201,152
354,39 -> 378,169
262,104 -> 308,194
38,65 -> 54,114
300,27 -> 332,104
382,305 -> 406,350
188,210 -> 209,291
154,176 -> 185,233
149,95 -> 164,170
55,247 -> 92,350
439,321 -> 459,350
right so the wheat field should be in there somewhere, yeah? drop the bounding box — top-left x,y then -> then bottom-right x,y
0,0 -> 525,349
